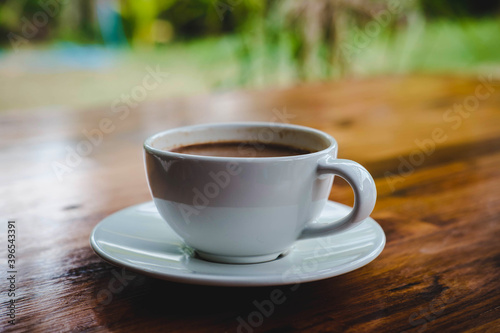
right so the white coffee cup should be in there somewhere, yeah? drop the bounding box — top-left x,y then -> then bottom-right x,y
144,122 -> 376,264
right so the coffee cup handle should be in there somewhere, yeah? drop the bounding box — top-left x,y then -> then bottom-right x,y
299,156 -> 377,240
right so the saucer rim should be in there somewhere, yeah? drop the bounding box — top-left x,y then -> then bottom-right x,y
90,201 -> 385,287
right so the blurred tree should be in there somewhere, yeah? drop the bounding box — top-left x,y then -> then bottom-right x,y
420,0 -> 500,19
0,0 -> 103,45
260,0 -> 415,79
0,0 -> 58,44
118,0 -> 265,45
0,0 -> 266,46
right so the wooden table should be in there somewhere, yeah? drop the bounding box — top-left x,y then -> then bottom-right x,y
2,75 -> 499,332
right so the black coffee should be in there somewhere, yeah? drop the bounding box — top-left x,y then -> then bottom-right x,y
170,141 -> 313,157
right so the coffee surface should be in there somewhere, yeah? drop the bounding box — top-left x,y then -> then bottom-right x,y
170,141 -> 312,157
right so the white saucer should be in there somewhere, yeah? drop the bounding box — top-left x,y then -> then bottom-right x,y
90,201 -> 385,287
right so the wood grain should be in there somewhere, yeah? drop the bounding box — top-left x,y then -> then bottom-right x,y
1,74 -> 499,332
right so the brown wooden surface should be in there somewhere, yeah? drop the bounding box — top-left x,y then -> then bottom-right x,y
2,74 -> 500,332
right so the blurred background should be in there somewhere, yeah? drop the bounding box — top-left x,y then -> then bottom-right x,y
0,0 -> 499,112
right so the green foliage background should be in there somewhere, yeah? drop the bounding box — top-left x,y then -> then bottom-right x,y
0,0 -> 499,111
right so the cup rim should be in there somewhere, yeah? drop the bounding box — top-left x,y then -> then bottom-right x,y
143,122 -> 337,161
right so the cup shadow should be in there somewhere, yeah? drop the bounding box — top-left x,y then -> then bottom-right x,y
90,261 -> 352,331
